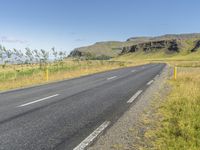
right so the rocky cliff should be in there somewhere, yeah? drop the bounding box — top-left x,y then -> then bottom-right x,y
121,39 -> 180,54
191,40 -> 200,52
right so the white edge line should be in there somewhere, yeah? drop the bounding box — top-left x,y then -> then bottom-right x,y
127,90 -> 143,103
73,121 -> 111,150
107,76 -> 117,80
18,94 -> 59,107
154,75 -> 159,80
147,80 -> 154,85
131,70 -> 136,73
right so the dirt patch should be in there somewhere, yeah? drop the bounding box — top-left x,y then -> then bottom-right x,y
88,65 -> 172,150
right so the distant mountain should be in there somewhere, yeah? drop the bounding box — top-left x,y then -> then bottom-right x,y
127,33 -> 200,41
69,33 -> 200,59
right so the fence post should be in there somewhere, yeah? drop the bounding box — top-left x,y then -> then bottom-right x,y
174,66 -> 177,80
45,67 -> 49,82
15,71 -> 17,80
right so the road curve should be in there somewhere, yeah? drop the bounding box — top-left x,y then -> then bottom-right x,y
0,63 -> 165,150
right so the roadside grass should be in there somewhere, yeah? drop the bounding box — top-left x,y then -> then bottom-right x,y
114,50 -> 200,69
0,60 -> 149,91
139,67 -> 200,150
166,60 -> 200,67
114,50 -> 200,63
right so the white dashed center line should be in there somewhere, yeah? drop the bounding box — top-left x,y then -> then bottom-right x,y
107,76 -> 117,80
127,90 -> 143,103
73,121 -> 110,150
155,74 -> 159,78
18,94 -> 59,107
131,70 -> 136,73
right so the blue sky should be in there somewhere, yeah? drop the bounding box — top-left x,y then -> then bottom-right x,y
0,0 -> 200,54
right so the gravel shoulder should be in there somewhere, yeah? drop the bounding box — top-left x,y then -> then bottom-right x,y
88,65 -> 172,150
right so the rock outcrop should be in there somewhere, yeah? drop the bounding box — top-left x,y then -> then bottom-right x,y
121,39 -> 180,54
69,49 -> 83,57
191,40 -> 200,52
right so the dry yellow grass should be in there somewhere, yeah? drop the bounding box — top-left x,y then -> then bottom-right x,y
0,64 -> 40,73
0,60 -> 149,91
165,60 -> 200,67
142,67 -> 200,150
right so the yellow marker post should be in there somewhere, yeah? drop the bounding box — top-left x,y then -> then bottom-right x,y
174,66 -> 177,80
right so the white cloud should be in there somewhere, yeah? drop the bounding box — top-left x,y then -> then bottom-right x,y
0,36 -> 29,44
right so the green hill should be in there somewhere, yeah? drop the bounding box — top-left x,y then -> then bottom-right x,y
69,33 -> 200,60
69,40 -> 151,59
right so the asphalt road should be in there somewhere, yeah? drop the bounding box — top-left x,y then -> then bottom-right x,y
0,63 -> 165,150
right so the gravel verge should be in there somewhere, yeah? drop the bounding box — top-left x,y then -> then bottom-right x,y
88,65 -> 172,150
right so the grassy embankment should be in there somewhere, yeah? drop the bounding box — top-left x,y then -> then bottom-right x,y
114,51 -> 200,149
140,67 -> 200,150
0,59 -> 149,91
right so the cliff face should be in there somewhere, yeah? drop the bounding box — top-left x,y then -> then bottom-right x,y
121,40 -> 180,54
191,40 -> 200,52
